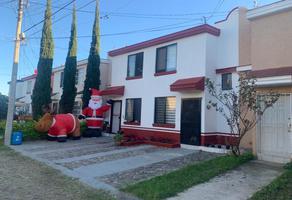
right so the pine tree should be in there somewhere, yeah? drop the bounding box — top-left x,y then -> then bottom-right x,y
82,0 -> 101,108
31,0 -> 54,119
59,5 -> 77,114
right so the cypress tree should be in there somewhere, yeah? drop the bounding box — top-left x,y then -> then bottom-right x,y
59,5 -> 77,114
82,0 -> 101,108
32,0 -> 54,119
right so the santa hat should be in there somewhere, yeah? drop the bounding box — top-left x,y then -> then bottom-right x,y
90,88 -> 101,97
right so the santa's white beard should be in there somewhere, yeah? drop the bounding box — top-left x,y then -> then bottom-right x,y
88,99 -> 102,110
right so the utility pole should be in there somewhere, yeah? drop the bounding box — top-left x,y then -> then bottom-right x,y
4,0 -> 25,145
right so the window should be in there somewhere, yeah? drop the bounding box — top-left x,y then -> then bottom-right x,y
222,73 -> 232,90
156,44 -> 177,73
76,68 -> 85,86
154,97 -> 176,125
127,52 -> 143,78
60,71 -> 64,88
125,98 -> 141,124
26,80 -> 32,94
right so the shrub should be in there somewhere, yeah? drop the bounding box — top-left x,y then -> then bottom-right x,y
113,133 -> 123,144
80,120 -> 87,134
0,120 -> 46,141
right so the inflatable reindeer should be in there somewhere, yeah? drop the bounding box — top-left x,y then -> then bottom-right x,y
35,105 -> 81,142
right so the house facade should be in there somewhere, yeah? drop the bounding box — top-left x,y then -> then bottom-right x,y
15,59 -> 110,116
104,8 -> 251,147
245,1 -> 292,163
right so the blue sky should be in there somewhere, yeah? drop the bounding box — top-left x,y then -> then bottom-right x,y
0,0 -> 276,95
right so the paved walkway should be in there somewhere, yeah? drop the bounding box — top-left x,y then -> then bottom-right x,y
168,160 -> 283,200
11,136 -> 219,198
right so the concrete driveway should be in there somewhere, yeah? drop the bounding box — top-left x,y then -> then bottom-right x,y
11,136 -> 218,195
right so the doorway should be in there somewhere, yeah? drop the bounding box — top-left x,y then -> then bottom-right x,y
257,94 -> 292,163
180,98 -> 201,146
110,100 -> 122,134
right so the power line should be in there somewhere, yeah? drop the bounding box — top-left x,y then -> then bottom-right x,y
23,0 -> 76,33
207,0 -> 225,21
27,0 -> 96,37
28,19 -> 203,40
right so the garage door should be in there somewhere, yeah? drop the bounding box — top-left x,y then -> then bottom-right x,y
257,94 -> 292,163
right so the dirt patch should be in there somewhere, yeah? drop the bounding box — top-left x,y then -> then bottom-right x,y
0,145 -> 115,200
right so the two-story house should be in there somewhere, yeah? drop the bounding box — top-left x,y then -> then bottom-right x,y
103,7 -> 251,148
15,59 -> 110,116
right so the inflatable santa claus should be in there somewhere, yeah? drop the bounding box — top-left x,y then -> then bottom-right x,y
79,88 -> 112,137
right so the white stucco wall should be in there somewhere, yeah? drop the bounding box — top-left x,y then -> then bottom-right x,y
110,34 -> 209,131
214,9 -> 240,68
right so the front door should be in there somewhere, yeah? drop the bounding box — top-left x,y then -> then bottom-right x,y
110,101 -> 122,134
181,98 -> 201,146
257,94 -> 292,163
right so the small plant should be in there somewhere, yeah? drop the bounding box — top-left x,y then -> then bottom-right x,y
113,131 -> 124,145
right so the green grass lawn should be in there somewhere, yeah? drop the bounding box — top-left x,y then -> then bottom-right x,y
250,163 -> 292,200
122,153 -> 254,200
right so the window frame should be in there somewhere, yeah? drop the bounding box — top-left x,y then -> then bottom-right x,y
153,96 -> 176,128
221,73 -> 232,90
26,80 -> 32,94
127,52 -> 144,79
125,98 -> 142,125
155,43 -> 177,74
60,71 -> 64,88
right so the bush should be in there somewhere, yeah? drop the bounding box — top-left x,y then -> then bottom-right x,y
80,120 -> 87,134
0,120 -> 46,141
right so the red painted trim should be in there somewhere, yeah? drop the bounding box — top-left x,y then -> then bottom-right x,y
121,127 -> 180,145
216,67 -> 237,74
126,75 -> 143,80
123,121 -> 141,126
215,7 -> 239,24
154,70 -> 176,77
250,66 -> 292,78
170,76 -> 205,92
101,86 -> 125,96
108,24 -> 220,57
121,125 -> 180,133
152,123 -> 175,128
201,132 -> 239,146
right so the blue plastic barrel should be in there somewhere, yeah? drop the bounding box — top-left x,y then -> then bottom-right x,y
11,131 -> 23,145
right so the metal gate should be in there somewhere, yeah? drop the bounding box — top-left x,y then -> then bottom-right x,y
257,94 -> 292,163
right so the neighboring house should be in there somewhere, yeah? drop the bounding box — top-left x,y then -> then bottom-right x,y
15,74 -> 36,115
15,59 -> 110,116
244,0 -> 292,163
103,8 -> 251,148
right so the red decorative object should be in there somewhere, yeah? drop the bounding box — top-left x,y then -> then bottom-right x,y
81,88 -> 111,131
35,113 -> 80,141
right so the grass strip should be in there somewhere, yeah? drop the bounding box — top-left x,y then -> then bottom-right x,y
122,153 -> 254,200
250,162 -> 292,200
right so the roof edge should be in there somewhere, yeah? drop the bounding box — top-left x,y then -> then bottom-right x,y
108,24 -> 220,57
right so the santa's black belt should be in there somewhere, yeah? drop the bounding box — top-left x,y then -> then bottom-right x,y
86,116 -> 103,118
